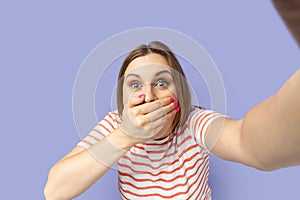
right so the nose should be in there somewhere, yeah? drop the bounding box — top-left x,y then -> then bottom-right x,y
144,83 -> 157,102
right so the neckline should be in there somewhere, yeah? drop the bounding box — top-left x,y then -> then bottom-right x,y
145,132 -> 174,145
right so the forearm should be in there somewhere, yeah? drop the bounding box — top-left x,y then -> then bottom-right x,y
45,148 -> 109,200
241,69 -> 300,171
44,129 -> 133,200
273,0 -> 300,47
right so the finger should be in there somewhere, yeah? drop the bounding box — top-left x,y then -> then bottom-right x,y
150,108 -> 177,130
128,101 -> 176,128
147,101 -> 178,122
128,94 -> 145,108
150,110 -> 177,139
133,97 -> 176,115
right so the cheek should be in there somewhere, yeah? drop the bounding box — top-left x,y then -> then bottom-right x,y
155,85 -> 178,100
122,87 -> 129,105
122,86 -> 139,105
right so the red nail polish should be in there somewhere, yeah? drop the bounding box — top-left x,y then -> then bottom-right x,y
175,106 -> 180,112
174,102 -> 179,107
170,98 -> 174,103
138,94 -> 144,98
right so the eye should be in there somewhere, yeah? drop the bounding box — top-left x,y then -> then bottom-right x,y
130,82 -> 142,89
155,80 -> 168,88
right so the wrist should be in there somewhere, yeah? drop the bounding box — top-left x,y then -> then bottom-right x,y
107,128 -> 136,151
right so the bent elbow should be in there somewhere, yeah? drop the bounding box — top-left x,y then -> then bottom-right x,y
249,159 -> 281,172
253,164 -> 278,172
44,181 -> 70,200
44,179 -> 64,200
44,168 -> 66,200
44,182 -> 56,200
241,155 -> 280,172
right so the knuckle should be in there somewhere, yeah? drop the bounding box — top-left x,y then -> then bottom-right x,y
159,109 -> 166,116
156,101 -> 163,107
131,108 -> 139,116
136,117 -> 145,127
151,102 -> 161,109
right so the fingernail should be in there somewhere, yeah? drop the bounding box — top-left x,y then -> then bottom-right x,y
138,94 -> 144,98
174,102 -> 179,107
170,98 -> 174,103
175,106 -> 180,112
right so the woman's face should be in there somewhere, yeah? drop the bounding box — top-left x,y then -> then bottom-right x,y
122,53 -> 177,107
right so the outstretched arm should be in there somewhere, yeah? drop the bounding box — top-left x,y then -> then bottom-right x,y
241,68 -> 300,170
207,1 -> 300,171
208,69 -> 300,171
240,0 -> 300,170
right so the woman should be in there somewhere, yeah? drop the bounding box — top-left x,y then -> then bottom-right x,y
44,41 -> 300,200
44,1 -> 300,199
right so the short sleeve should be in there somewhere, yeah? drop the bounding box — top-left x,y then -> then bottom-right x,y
188,108 -> 225,152
77,111 -> 121,149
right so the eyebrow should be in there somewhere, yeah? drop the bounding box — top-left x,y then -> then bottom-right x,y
125,70 -> 172,79
155,70 -> 172,77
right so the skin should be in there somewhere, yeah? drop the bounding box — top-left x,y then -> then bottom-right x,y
120,54 -> 179,141
43,54 -> 179,200
44,1 -> 300,197
43,54 -> 300,200
210,0 -> 300,171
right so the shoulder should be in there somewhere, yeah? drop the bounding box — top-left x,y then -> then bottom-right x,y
106,110 -> 121,121
186,106 -> 220,124
100,110 -> 121,128
181,106 -> 226,152
176,106 -> 208,132
93,110 -> 122,132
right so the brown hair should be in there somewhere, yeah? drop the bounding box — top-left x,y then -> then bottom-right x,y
117,41 -> 191,132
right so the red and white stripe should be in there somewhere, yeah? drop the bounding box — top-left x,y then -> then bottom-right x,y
78,107 -> 223,200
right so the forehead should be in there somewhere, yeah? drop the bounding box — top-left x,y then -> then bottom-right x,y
125,53 -> 170,74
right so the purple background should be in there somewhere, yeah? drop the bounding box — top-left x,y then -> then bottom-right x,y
1,0 -> 300,199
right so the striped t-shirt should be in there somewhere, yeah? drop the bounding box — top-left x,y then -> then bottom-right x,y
78,106 -> 223,200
